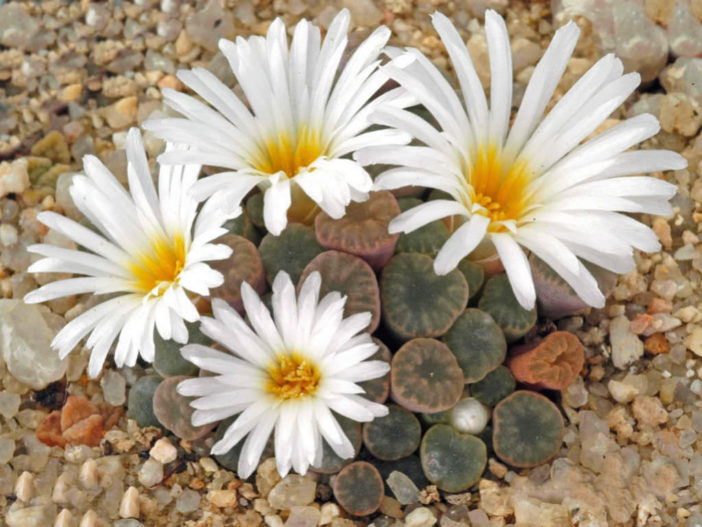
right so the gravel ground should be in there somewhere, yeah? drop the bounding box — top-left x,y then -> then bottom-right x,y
1,0 -> 702,526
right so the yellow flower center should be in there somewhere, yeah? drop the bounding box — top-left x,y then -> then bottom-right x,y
254,126 -> 324,179
467,144 -> 531,232
266,352 -> 321,401
129,233 -> 187,296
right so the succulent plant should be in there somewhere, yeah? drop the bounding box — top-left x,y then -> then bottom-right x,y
358,338 -> 391,404
394,198 -> 451,258
222,209 -> 260,244
492,391 -> 565,468
213,416 -> 274,473
208,234 -> 266,314
299,250 -> 381,333
443,308 -> 506,383
333,461 -> 385,516
315,191 -> 400,270
127,374 -> 162,428
153,376 -> 216,441
153,322 -> 211,378
507,331 -> 585,390
478,273 -> 537,342
259,223 -> 324,285
245,192 -> 265,228
390,338 -> 464,413
468,366 -> 516,407
419,409 -> 452,427
530,254 -> 617,320
381,253 -> 468,340
458,259 -> 485,301
312,415 -> 363,474
420,424 -> 487,492
362,405 -> 422,461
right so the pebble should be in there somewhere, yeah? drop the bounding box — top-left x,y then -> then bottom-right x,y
632,395 -> 669,427
0,4 -> 41,50
267,475 -> 316,510
0,158 -> 30,198
608,379 -> 639,404
79,458 -> 100,491
609,315 -> 644,369
100,370 -> 127,406
104,96 -> 138,129
0,390 -> 21,418
6,505 -> 57,527
119,486 -> 140,518
513,496 -> 570,527
185,0 -> 236,52
54,509 -> 73,527
342,0 -> 383,26
175,489 -> 201,513
450,397 -> 490,435
404,507 -> 437,527
150,437 -> 178,464
0,437 -> 14,464
15,471 -> 35,502
138,458 -> 164,487
684,326 -> 702,357
0,300 -> 67,390
386,470 -> 420,505
79,509 -> 98,527
285,506 -> 321,527
318,503 -> 341,525
209,489 -> 238,508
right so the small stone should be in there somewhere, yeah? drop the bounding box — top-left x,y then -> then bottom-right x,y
0,390 -> 21,418
386,471 -> 420,505
267,475 -> 316,510
0,300 -> 67,390
157,74 -> 184,91
150,437 -> 177,464
511,38 -> 542,71
0,437 -> 14,463
30,131 -> 71,164
99,370 -> 126,406
15,471 -> 35,502
632,395 -> 668,427
659,92 -> 702,137
209,489 -> 238,508
54,509 -> 73,527
79,509 -> 98,527
119,486 -> 140,518
185,0 -> 236,52
175,29 -> 193,55
62,414 -> 104,447
644,333 -> 670,355
404,507 -> 437,527
319,503 -> 341,525
104,96 -> 138,129
488,458 -> 508,479
379,497 -> 404,519
450,397 -> 490,435
79,458 -> 100,490
0,223 -> 18,247
513,496 -> 570,527
6,505 -> 57,527
652,217 -> 673,250
661,58 -> 702,107
285,506 -> 321,527
36,411 -> 66,447
479,479 -> 513,516
608,379 -> 639,403
0,158 -> 30,198
342,0 -> 383,26
138,458 -> 164,487
684,326 -> 702,357
145,49 -> 175,74
0,4 -> 41,50
176,489 -> 201,513
60,84 -> 83,102
609,315 -> 644,369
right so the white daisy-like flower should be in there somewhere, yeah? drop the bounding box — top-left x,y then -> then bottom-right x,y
23,128 -> 236,378
356,11 -> 686,309
177,270 -> 389,478
143,9 -> 411,236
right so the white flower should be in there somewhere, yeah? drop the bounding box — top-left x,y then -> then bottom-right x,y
143,9 -> 411,236
177,270 -> 389,478
356,11 -> 686,310
23,128 -> 236,378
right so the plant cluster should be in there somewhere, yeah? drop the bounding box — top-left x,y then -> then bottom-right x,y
25,5 -> 685,514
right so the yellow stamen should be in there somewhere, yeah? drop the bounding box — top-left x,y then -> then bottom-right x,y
266,352 -> 321,400
467,144 -> 531,231
254,125 -> 324,179
129,233 -> 187,296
